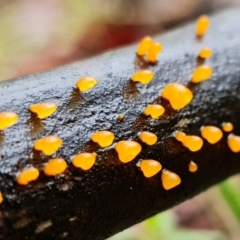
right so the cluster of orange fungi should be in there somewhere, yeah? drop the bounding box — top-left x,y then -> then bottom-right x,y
0,15 -> 239,203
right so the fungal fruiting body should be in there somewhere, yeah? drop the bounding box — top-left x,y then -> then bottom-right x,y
0,191 -> 3,204
222,122 -> 233,132
139,131 -> 157,145
182,135 -> 203,152
147,42 -> 163,63
174,131 -> 203,151
189,161 -> 198,172
227,134 -> 240,153
90,131 -> 115,147
161,83 -> 193,110
117,114 -> 124,121
161,169 -> 181,190
143,104 -> 165,119
17,167 -> 40,185
72,152 -> 97,170
0,111 -> 19,130
43,158 -> 67,176
29,102 -> 57,119
201,126 -> 223,144
191,65 -> 213,83
34,136 -> 63,155
196,15 -> 210,37
115,141 -> 142,163
140,160 -> 162,178
199,48 -> 212,59
131,70 -> 154,84
136,36 -> 153,56
174,131 -> 186,142
76,76 -> 98,92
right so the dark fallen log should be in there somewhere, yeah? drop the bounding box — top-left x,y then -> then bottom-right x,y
0,8 -> 240,240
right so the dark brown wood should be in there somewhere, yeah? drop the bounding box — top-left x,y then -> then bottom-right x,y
0,8 -> 240,240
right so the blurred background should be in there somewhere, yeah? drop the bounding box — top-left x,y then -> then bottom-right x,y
1,0 -> 240,239
0,0 -> 239,82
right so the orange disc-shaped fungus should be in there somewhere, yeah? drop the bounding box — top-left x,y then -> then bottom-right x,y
136,36 -> 153,56
72,152 -> 97,170
34,136 -> 63,155
90,131 -> 115,147
44,158 -> 67,176
115,140 -> 142,163
222,122 -> 233,132
161,83 -> 193,110
182,136 -> 203,152
188,161 -> 198,172
139,131 -> 157,145
173,131 -> 187,142
147,42 -> 163,63
199,48 -> 212,58
228,134 -> 240,153
196,15 -> 210,37
0,111 -> 19,130
191,65 -> 212,83
76,76 -> 98,92
17,167 -> 40,185
161,169 -> 181,190
201,126 -> 223,144
0,192 -> 3,204
140,160 -> 162,178
29,102 -> 57,119
143,104 -> 165,119
131,70 -> 154,84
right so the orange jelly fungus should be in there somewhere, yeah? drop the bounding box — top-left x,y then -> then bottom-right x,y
17,167 -> 40,185
147,42 -> 163,63
91,131 -> 115,148
196,15 -> 210,37
131,70 -> 154,84
227,134 -> 240,153
76,76 -> 98,92
201,126 -> 223,144
117,114 -> 124,121
182,135 -> 203,152
0,111 -> 19,130
44,158 -> 67,176
0,191 -> 3,204
115,140 -> 142,163
72,152 -> 97,170
140,160 -> 162,178
191,65 -> 212,83
222,122 -> 233,132
136,36 -> 153,56
139,131 -> 157,145
189,161 -> 198,172
29,102 -> 57,119
34,136 -> 63,155
161,169 -> 181,190
143,104 -> 165,119
161,83 -> 193,110
174,131 -> 186,142
199,48 -> 212,58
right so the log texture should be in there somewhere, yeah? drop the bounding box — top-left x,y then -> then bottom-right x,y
0,8 -> 240,240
